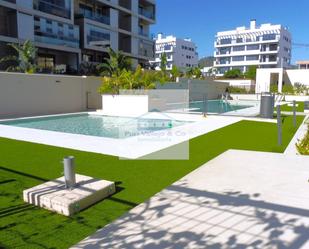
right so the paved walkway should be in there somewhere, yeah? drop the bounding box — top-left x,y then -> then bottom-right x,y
72,150 -> 309,249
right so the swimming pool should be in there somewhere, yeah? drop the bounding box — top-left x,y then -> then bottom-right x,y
167,100 -> 255,114
0,114 -> 189,139
189,100 -> 253,113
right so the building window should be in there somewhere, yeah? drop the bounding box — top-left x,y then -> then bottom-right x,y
246,55 -> 259,61
236,37 -> 243,43
233,46 -> 245,52
38,54 -> 55,71
220,38 -> 231,45
232,56 -> 244,61
263,34 -> 276,41
247,44 -> 259,50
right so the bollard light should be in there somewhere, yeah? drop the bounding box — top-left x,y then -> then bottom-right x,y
63,156 -> 76,189
293,100 -> 296,127
277,105 -> 282,146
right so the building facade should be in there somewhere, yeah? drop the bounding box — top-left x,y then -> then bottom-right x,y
150,34 -> 198,71
0,0 -> 156,73
214,20 -> 292,76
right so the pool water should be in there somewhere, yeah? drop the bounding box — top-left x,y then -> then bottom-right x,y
0,114 -> 189,139
189,100 -> 253,113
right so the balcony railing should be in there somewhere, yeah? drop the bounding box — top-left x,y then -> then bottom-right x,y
138,29 -> 149,38
34,31 -> 79,48
33,0 -> 71,19
76,9 -> 110,25
138,8 -> 154,20
3,0 -> 16,3
87,35 -> 110,44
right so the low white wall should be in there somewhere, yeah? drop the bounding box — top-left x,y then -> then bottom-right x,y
230,94 -> 261,101
284,95 -> 309,101
215,79 -> 255,86
102,95 -> 148,116
0,72 -> 102,118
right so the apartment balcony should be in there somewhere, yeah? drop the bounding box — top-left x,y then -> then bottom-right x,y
138,29 -> 150,38
139,8 -> 154,19
3,0 -> 16,3
35,33 -> 79,48
33,0 -> 71,19
139,39 -> 154,58
34,24 -> 79,48
215,37 -> 280,48
157,46 -> 173,53
138,0 -> 155,21
76,9 -> 110,26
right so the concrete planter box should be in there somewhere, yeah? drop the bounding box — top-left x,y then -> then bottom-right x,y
102,94 -> 148,116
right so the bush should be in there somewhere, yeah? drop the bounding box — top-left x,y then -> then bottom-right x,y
294,82 -> 308,95
282,84 -> 294,95
270,84 -> 278,93
98,65 -> 168,94
244,65 -> 257,80
296,124 -> 309,155
223,69 -> 242,79
227,86 -> 247,94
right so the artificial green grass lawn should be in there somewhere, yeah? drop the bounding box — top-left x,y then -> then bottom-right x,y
0,116 -> 304,249
279,101 -> 304,112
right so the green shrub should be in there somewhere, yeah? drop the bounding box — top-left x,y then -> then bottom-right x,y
282,84 -> 294,94
296,124 -> 309,155
244,65 -> 257,80
98,65 -> 168,94
223,69 -> 243,79
270,84 -> 278,93
227,86 -> 247,94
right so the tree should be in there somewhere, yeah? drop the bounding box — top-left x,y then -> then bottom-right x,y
170,65 -> 180,81
0,40 -> 37,73
186,67 -> 195,78
160,52 -> 167,72
245,65 -> 257,80
193,67 -> 202,79
97,47 -> 131,76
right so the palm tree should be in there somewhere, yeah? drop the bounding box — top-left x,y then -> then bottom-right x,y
97,48 -> 131,76
0,40 -> 37,73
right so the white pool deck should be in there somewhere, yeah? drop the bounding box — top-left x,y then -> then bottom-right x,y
0,111 -> 269,159
72,150 -> 309,249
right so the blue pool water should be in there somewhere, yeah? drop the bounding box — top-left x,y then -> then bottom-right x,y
0,114 -> 189,139
189,100 -> 253,113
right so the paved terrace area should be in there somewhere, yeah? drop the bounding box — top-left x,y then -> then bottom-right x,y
73,150 -> 309,249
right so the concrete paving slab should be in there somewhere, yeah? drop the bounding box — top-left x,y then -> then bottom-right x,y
72,150 -> 309,249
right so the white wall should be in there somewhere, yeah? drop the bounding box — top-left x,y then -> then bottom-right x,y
256,68 -> 284,93
256,68 -> 309,94
0,73 -> 102,118
102,95 -> 148,116
285,70 -> 309,86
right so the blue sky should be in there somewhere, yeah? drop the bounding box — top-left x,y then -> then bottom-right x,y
151,0 -> 309,63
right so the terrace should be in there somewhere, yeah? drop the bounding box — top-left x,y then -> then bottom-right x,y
1,43 -> 309,248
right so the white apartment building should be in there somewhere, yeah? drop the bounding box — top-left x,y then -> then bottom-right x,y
150,33 -> 198,71
214,20 -> 292,76
0,0 -> 156,73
